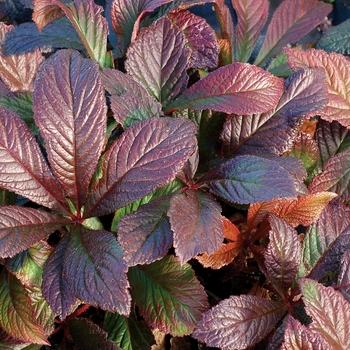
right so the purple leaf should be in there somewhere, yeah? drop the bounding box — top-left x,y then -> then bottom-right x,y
125,17 -> 190,107
300,278 -> 350,349
33,49 -> 107,213
232,0 -> 269,62
128,255 -> 209,336
168,190 -> 224,264
85,117 -> 196,217
63,227 -> 131,314
220,68 -> 327,156
168,9 -> 219,69
42,234 -> 79,320
0,107 -> 67,213
117,195 -> 173,266
265,215 -> 301,295
166,62 -> 284,114
0,207 -> 69,259
192,295 -> 286,349
338,249 -> 350,302
101,68 -> 162,128
198,155 -> 296,205
254,0 -> 332,67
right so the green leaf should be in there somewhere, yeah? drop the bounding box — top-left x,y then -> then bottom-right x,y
128,255 -> 209,336
0,92 -> 33,126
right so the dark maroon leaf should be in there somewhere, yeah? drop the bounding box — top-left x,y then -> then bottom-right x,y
63,227 -> 131,314
232,0 -> 269,62
85,117 -> 196,217
176,144 -> 199,183
166,62 -> 284,114
33,49 -> 107,213
265,215 -> 301,295
300,278 -> 350,349
0,106 -> 67,212
125,17 -> 190,107
193,295 -> 286,349
42,234 -> 79,320
337,249 -> 350,302
168,190 -> 224,264
198,155 -> 296,205
0,207 -> 69,259
167,9 -> 219,69
117,195 -> 173,266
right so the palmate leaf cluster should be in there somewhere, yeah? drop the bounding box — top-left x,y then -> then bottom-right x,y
0,0 -> 349,349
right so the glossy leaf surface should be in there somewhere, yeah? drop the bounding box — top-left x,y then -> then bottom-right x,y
193,295 -> 286,349
86,117 -> 196,217
63,228 -> 131,314
128,255 -> 209,336
166,62 -> 284,114
34,49 -> 107,212
168,190 -> 224,264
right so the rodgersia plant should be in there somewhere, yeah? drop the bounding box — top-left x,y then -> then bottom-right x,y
0,0 -> 350,349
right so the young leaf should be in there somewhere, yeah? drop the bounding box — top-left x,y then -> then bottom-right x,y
286,48 -> 350,128
128,255 -> 209,336
63,227 -> 131,314
42,234 -> 79,320
165,62 -> 284,114
0,271 -> 49,345
117,195 -> 173,266
300,278 -> 350,349
264,215 -> 301,295
192,295 -> 286,349
69,318 -> 121,350
168,189 -> 224,264
232,0 -> 269,62
337,250 -> 350,303
85,117 -> 196,217
254,0 -> 332,67
125,16 -> 190,107
197,155 -> 296,205
33,49 -> 107,213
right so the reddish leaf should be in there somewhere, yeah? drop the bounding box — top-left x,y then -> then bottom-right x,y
232,0 -> 269,62
300,278 -> 350,349
337,249 -> 350,303
254,0 -> 332,67
85,117 -> 196,217
126,17 -> 190,107
166,62 -> 284,114
33,49 -> 107,213
168,9 -> 219,69
33,0 -> 65,31
192,295 -> 286,349
286,48 -> 350,127
117,195 -> 173,266
168,190 -> 224,264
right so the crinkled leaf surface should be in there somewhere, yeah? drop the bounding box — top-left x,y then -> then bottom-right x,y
193,295 -> 286,349
85,117 -> 196,217
265,215 -> 301,295
300,278 -> 350,349
232,0 -> 269,62
168,190 -> 223,264
220,68 -> 327,156
0,23 -> 44,92
69,318 -> 121,350
42,234 -> 79,320
128,255 -> 209,336
101,68 -> 162,128
0,271 -> 48,345
166,62 -> 284,114
117,195 -> 173,266
103,310 -> 155,350
0,92 -> 33,126
63,227 -> 131,314
0,207 -> 69,259
32,0 -> 65,31
168,9 -> 219,69
34,49 -> 106,213
254,0 -> 332,67
126,16 -> 190,107
198,155 -> 296,205
337,250 -> 350,302
286,48 -> 350,127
